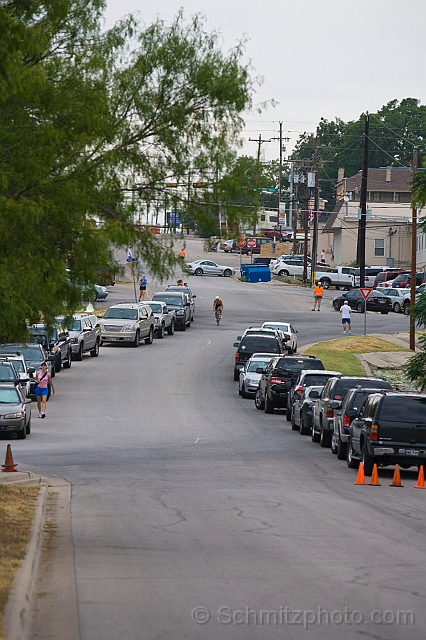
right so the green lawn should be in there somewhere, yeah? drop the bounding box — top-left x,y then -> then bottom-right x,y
304,336 -> 409,375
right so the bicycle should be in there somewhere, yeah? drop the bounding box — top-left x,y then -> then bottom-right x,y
214,308 -> 222,325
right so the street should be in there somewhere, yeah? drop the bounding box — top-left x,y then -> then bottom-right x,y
11,260 -> 426,640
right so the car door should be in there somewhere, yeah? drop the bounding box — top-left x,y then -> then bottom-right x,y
57,328 -> 69,362
138,306 -> 149,337
83,318 -> 96,350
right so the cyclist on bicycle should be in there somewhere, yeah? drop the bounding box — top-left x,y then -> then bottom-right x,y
213,296 -> 223,318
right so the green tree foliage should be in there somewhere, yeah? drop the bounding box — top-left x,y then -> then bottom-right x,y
0,0 -> 254,340
293,98 -> 426,211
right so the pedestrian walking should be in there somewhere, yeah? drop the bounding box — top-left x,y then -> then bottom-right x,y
312,281 -> 324,311
139,274 -> 147,301
34,362 -> 55,418
321,249 -> 326,262
179,248 -> 185,259
340,300 -> 352,335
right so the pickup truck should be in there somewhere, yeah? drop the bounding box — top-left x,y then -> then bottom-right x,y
146,301 -> 176,338
347,391 -> 426,475
317,266 -> 355,290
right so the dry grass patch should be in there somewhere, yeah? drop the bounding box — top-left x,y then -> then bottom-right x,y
306,336 -> 410,375
0,484 -> 39,640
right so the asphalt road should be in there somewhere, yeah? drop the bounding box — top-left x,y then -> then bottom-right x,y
10,247 -> 426,640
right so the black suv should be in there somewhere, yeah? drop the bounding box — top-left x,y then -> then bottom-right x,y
312,376 -> 392,447
27,324 -> 72,372
233,334 -> 283,381
347,392 -> 426,475
255,355 -> 324,414
152,292 -> 191,330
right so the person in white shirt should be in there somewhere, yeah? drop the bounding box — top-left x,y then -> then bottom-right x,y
340,300 -> 351,335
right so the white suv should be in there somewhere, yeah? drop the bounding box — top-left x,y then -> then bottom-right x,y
99,303 -> 154,347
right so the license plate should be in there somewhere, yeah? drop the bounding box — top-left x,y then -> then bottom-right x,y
405,449 -> 419,456
109,337 -> 119,341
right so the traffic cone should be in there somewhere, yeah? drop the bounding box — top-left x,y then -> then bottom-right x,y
415,465 -> 425,489
369,464 -> 380,486
1,445 -> 17,472
354,462 -> 365,485
390,464 -> 403,487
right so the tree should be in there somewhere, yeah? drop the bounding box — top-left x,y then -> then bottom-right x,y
0,0 -> 254,340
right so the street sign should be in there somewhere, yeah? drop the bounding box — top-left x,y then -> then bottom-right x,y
247,238 -> 257,248
360,287 -> 372,300
238,239 -> 246,248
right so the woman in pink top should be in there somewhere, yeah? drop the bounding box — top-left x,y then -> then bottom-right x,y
35,362 -> 55,418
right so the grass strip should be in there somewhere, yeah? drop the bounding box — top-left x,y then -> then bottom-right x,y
0,484 -> 39,640
305,336 -> 410,376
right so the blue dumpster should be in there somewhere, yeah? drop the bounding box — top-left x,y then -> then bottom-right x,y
244,264 -> 271,283
240,263 -> 250,278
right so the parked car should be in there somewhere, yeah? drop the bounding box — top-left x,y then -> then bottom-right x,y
288,369 -> 341,427
238,353 -> 275,398
98,303 -> 154,346
146,302 -> 176,338
185,260 -> 235,277
151,292 -> 191,331
255,355 -> 325,414
332,386 -> 392,460
332,289 -> 391,314
347,392 -> 426,475
0,343 -> 55,393
234,237 -> 273,255
354,266 -> 389,287
233,334 -> 284,381
270,258 -> 310,278
58,313 -> 101,359
0,384 -> 32,439
0,354 -> 31,396
373,270 -> 405,288
165,285 -> 196,321
220,239 -> 235,252
312,376 -> 392,447
261,322 -> 298,354
374,287 -> 410,313
291,385 -> 323,435
27,324 -> 72,372
389,272 -> 425,289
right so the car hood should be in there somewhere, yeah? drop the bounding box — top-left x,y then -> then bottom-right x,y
0,402 -> 23,415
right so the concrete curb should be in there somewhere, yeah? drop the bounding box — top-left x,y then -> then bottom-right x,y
3,480 -> 48,640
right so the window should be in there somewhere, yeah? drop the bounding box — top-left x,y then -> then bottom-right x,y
374,238 -> 385,257
393,192 -> 400,202
372,192 -> 381,202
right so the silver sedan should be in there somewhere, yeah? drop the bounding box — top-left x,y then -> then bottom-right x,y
185,260 -> 235,277
238,353 -> 275,399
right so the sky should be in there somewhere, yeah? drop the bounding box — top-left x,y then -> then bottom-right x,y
103,0 -> 426,166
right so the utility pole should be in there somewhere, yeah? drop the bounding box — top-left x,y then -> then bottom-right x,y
410,148 -> 419,351
249,134 -> 271,236
311,147 -> 320,285
271,123 -> 290,230
357,112 -> 369,286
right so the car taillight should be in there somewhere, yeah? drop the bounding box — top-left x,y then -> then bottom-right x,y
270,377 -> 282,385
343,414 -> 351,427
235,352 -> 240,362
296,385 -> 303,395
326,404 -> 333,418
370,422 -> 379,441
283,334 -> 290,340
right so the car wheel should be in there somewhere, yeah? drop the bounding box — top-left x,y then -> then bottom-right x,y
331,430 -> 338,454
144,327 -> 153,344
287,347 -> 293,355
55,355 -> 61,373
180,322 -> 186,331
241,383 -> 250,399
346,438 -> 359,469
76,343 -> 83,361
286,404 -> 291,421
90,339 -> 100,357
380,310 -> 389,314
336,435 -> 347,460
300,416 -> 309,436
264,393 -> 274,414
255,388 -> 265,410
333,300 -> 341,311
63,349 -> 72,368
293,342 -> 297,354
335,285 -> 340,291
291,409 -> 298,431
156,324 -> 164,339
26,416 -> 31,435
394,302 -> 401,313
167,320 -> 175,335
132,330 -> 140,347
320,278 -> 331,290
17,422 -> 26,440
311,425 -> 320,443
223,269 -> 232,277
278,269 -> 289,276
194,268 -> 203,276
320,424 -> 331,448
403,302 -> 410,316
362,444 -> 375,476
50,364 -> 55,378
357,302 -> 364,313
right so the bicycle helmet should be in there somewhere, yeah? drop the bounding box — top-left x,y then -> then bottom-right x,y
215,296 -> 220,299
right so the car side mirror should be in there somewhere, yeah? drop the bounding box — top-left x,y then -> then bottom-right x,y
233,342 -> 239,348
330,401 -> 341,409
310,390 -> 320,398
192,295 -> 196,298
27,367 -> 35,374
237,336 -> 242,340
97,314 -> 103,318
83,326 -> 91,332
256,367 -> 265,374
47,354 -> 56,362
346,409 -> 357,419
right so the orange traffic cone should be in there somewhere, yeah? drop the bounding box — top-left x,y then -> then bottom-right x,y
369,464 -> 380,486
390,464 -> 403,487
354,462 -> 365,485
1,444 -> 17,472
415,465 -> 425,489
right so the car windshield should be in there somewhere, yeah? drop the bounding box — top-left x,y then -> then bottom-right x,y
0,364 -> 15,381
380,397 -> 426,422
248,359 -> 272,372
8,359 -> 24,373
67,320 -> 82,331
263,323 -> 290,332
31,334 -> 49,347
303,373 -> 335,386
167,286 -> 190,294
103,308 -> 138,320
148,303 -> 163,313
0,388 -> 19,403
334,379 -> 391,400
276,358 -> 323,373
0,345 -> 43,360
240,337 -> 280,352
153,295 -> 183,307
